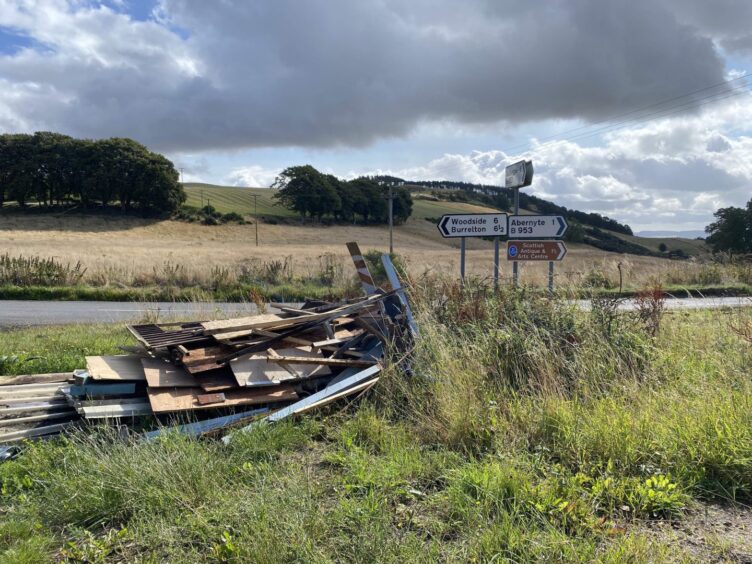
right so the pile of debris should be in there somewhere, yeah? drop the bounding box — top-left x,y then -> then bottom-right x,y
0,244 -> 415,451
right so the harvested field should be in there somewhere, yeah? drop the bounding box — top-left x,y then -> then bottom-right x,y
0,212 -> 708,290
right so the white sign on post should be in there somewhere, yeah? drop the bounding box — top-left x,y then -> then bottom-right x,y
437,213 -> 508,238
508,215 -> 568,238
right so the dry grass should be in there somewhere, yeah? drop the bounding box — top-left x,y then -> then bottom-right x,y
0,213 -> 718,289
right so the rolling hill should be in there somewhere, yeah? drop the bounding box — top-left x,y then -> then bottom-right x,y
183,183 -> 499,221
181,183 -> 709,258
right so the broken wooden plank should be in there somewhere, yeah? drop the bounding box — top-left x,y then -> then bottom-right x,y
215,295 -> 393,364
141,357 -> 197,388
230,347 -> 330,387
347,241 -> 379,295
85,356 -> 146,381
195,371 -> 240,392
205,295 -> 386,339
266,355 -> 378,368
203,313 -> 285,339
180,346 -> 232,374
146,386 -> 298,413
197,393 -> 226,406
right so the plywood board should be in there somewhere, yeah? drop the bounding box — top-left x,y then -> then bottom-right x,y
141,358 -> 197,388
230,347 -> 331,387
147,385 -> 297,413
196,371 -> 240,392
201,313 -> 285,337
85,356 -> 146,381
180,346 -> 231,374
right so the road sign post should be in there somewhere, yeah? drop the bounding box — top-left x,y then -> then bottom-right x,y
493,236 -> 500,290
505,160 -> 534,287
437,213 -> 507,284
460,237 -> 466,285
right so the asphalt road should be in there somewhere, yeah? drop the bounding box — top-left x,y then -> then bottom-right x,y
0,297 -> 749,328
0,301 -> 280,328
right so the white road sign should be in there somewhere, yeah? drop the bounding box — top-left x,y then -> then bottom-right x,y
437,213 -> 508,238
508,215 -> 568,238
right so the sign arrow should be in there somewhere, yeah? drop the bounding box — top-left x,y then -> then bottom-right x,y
556,216 -> 567,237
439,215 -> 451,237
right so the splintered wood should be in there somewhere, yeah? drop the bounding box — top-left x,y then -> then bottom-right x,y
0,245 -> 416,446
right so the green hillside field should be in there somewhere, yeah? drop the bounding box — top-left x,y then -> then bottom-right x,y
183,183 -> 499,220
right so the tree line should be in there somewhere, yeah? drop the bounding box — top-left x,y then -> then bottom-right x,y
705,197 -> 752,255
273,166 -> 413,224
0,132 -> 185,213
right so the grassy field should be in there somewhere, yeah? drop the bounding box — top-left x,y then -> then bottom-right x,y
183,183 -> 496,220
1,288 -> 751,561
0,184 -> 742,300
2,207 -> 744,301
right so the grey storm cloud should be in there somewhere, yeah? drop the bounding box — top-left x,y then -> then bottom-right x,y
0,0 -> 737,152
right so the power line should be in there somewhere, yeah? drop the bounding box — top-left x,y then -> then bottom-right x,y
417,78 -> 751,181
529,83 -> 750,150
501,73 -> 750,155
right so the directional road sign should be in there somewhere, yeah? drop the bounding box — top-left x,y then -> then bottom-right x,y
437,213 -> 508,238
508,215 -> 568,239
507,240 -> 567,261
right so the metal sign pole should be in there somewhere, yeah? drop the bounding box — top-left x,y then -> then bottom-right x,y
548,261 -> 554,294
513,187 -> 519,286
460,236 -> 466,286
493,236 -> 500,290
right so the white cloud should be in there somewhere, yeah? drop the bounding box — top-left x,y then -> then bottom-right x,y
225,165 -> 279,188
371,94 -> 752,230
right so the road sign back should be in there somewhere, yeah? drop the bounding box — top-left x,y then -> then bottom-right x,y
437,213 -> 508,238
507,240 -> 567,261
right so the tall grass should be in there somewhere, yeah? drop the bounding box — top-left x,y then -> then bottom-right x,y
0,285 -> 749,561
0,253 -> 85,286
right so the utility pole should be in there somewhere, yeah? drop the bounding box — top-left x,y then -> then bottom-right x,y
252,193 -> 258,246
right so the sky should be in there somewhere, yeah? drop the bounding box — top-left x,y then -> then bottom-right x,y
0,1 -> 751,231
